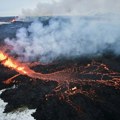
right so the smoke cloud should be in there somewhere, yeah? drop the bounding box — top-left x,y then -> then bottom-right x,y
4,0 -> 120,63
21,0 -> 120,16
5,16 -> 120,63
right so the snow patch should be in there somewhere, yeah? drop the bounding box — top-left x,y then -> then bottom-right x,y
0,89 -> 36,120
0,22 -> 10,25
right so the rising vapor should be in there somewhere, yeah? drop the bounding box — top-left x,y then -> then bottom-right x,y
5,15 -> 120,63
3,0 -> 120,63
21,0 -> 120,16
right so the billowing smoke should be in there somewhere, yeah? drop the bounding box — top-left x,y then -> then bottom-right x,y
21,0 -> 120,16
5,16 -> 120,63
4,0 -> 120,63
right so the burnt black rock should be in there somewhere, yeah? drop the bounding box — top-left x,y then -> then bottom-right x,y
32,96 -> 81,120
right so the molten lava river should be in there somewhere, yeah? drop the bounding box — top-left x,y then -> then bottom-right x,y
0,50 -> 120,120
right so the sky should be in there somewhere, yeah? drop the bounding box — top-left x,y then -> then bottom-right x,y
0,0 -> 50,16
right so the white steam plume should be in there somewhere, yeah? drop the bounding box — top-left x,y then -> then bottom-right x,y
21,0 -> 120,16
5,16 -> 120,63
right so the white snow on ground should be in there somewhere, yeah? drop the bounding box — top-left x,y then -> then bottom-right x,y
0,22 -> 10,25
0,89 -> 36,120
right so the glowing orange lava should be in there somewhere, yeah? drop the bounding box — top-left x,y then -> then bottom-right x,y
0,50 -> 55,82
0,51 -> 72,82
0,51 -> 7,61
0,51 -> 33,75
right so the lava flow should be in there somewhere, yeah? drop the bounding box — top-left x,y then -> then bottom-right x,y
0,51 -> 71,83
0,51 -> 36,77
0,51 -> 41,82
1,50 -> 120,119
0,50 -> 120,90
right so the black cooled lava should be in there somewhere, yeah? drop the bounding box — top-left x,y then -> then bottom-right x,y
0,57 -> 120,120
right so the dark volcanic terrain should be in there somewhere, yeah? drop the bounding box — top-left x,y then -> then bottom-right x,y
0,19 -> 120,120
0,57 -> 120,120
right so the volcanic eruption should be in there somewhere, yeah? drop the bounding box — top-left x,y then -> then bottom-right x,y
1,21 -> 120,119
0,0 -> 120,120
0,50 -> 75,83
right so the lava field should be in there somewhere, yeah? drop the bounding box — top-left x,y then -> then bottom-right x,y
0,56 -> 120,120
